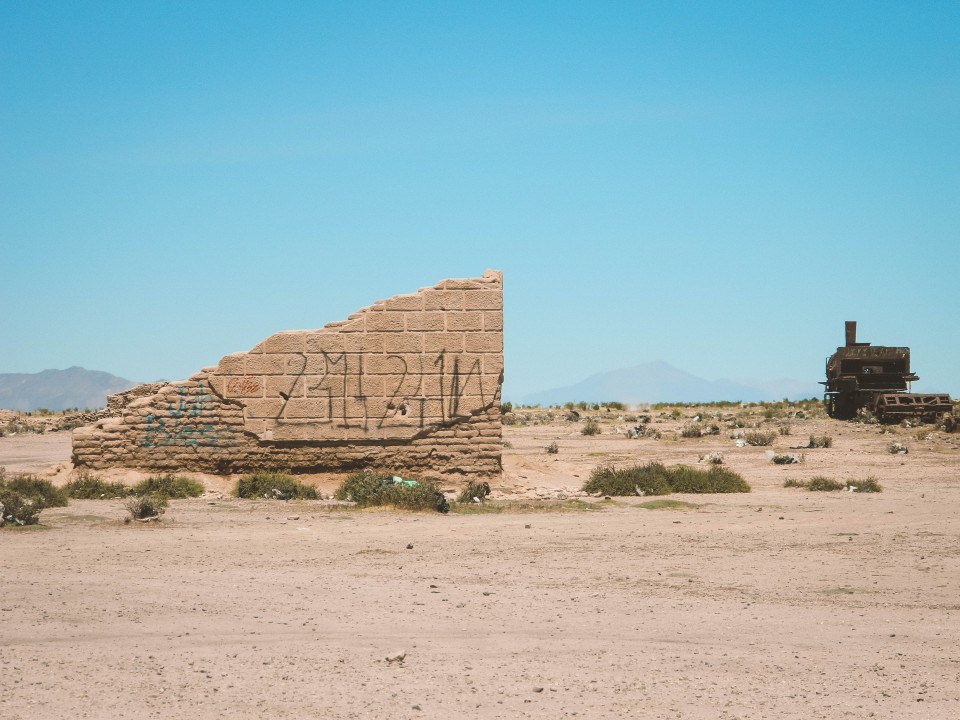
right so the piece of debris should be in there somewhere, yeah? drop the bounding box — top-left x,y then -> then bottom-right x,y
385,650 -> 406,664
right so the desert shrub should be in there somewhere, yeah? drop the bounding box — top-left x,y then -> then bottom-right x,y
1,473 -> 68,508
743,431 -> 776,446
582,463 -> 672,497
235,471 -> 318,500
134,474 -> 205,498
334,471 -> 447,512
583,463 -> 748,496
808,435 -> 833,448
771,453 -> 802,464
125,493 -> 168,520
783,478 -> 807,488
916,430 -> 933,441
699,452 -> 724,465
857,408 -> 878,424
65,472 -> 132,499
680,423 -> 702,438
887,442 -> 908,455
0,490 -> 43,526
803,476 -> 882,493
545,441 -> 559,454
807,477 -> 845,492
850,476 -> 883,493
456,480 -> 492,504
667,465 -> 750,493
602,401 -> 626,411
778,422 -> 792,436
581,418 -> 601,436
499,402 -> 513,414
382,480 -> 448,512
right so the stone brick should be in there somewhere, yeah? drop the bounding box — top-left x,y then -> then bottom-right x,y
483,311 -> 503,331
423,332 -> 465,353
445,312 -> 483,331
263,332 -> 307,354
217,353 -> 245,375
365,312 -> 406,332
442,279 -> 483,290
382,293 -> 423,311
382,334 -> 423,353
423,290 -> 465,311
224,376 -> 265,398
464,333 -> 503,353
404,311 -> 445,332
463,290 -> 502,311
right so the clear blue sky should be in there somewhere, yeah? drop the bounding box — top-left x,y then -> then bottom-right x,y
2,1 -> 958,399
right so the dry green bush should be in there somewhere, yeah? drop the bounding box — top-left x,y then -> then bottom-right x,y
583,462 -> 749,496
235,471 -> 318,500
456,481 -> 492,504
134,474 -> 204,498
65,472 -> 133,499
125,493 -> 168,520
334,471 -> 448,512
581,418 -> 601,436
743,431 -> 776,446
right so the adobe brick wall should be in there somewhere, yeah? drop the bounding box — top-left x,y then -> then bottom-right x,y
72,270 -> 503,482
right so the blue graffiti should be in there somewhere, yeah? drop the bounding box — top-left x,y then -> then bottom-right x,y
142,384 -> 233,447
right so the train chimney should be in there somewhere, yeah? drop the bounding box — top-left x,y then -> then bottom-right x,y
845,321 -> 857,347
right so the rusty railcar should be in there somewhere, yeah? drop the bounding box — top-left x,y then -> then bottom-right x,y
821,321 -> 952,422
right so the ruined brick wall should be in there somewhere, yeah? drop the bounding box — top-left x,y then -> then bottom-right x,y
72,271 -> 503,481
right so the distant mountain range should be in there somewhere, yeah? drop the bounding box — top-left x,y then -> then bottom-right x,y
513,361 -> 822,406
0,367 -> 137,411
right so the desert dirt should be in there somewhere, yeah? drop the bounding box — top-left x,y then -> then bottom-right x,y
2,407 -> 960,719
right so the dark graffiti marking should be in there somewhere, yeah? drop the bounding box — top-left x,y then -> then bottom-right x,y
226,349 -> 494,437
143,383 -> 233,447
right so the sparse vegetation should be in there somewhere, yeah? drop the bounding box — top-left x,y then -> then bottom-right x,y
806,477 -> 846,491
0,471 -> 70,526
771,453 -> 803,464
545,441 -> 559,454
680,423 -> 702,438
235,471 -> 318,500
787,476 -> 882,493
65,472 -> 132,499
584,463 -> 672,497
456,481 -> 492,504
699,452 -> 724,465
334,471 -> 448,512
743,431 -> 776,446
125,493 -> 168,520
581,418 -> 601,436
134,474 -> 205,498
583,462 -> 749,496
499,402 -> 513,414
808,435 -> 833,448
778,422 -> 792,436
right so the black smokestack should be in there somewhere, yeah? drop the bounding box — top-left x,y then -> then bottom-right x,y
845,321 -> 857,347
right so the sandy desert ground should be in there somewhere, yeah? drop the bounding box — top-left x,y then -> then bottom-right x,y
2,406 -> 959,719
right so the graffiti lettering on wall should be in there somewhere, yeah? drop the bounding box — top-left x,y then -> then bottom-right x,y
236,350 -> 491,434
143,383 -> 234,447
